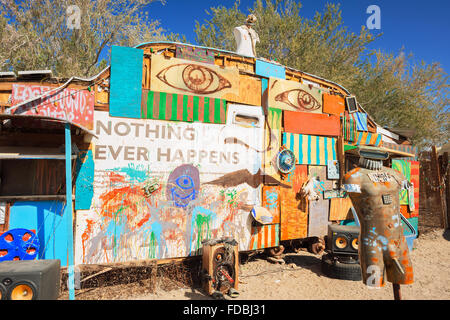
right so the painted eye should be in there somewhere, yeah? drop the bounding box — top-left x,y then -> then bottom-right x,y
175,175 -> 194,190
275,89 -> 321,111
156,64 -> 232,95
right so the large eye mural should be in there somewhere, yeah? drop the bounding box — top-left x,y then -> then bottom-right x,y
156,64 -> 232,95
274,89 -> 321,111
268,78 -> 322,112
166,164 -> 200,208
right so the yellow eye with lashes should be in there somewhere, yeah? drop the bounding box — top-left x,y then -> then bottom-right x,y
274,89 -> 321,111
156,63 -> 232,95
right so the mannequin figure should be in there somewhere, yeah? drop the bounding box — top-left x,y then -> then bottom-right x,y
343,147 -> 413,299
234,14 -> 259,57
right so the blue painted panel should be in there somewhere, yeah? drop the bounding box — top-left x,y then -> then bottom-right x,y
109,46 -> 144,118
255,59 -> 286,79
75,149 -> 94,210
9,201 -> 69,266
353,112 -> 368,131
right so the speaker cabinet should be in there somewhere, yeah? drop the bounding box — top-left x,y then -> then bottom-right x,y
201,238 -> 239,296
0,259 -> 60,300
327,224 -> 359,256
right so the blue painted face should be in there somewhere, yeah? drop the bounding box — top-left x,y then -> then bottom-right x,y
166,165 -> 200,208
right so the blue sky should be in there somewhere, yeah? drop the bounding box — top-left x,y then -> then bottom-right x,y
145,0 -> 450,73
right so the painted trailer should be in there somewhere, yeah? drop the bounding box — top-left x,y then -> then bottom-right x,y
0,41 -> 419,269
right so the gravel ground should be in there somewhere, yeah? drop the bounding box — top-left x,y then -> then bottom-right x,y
60,228 -> 450,300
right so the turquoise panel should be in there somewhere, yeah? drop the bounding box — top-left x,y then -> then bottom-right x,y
255,59 -> 286,79
75,149 -> 94,210
109,46 -> 144,118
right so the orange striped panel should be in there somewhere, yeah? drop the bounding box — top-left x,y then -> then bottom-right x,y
410,161 -> 420,217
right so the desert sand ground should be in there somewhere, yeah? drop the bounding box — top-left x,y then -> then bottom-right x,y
61,227 -> 450,300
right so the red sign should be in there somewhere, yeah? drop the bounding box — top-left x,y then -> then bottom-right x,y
10,84 -> 95,130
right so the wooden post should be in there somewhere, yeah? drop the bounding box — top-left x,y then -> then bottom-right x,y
430,146 -> 446,228
337,136 -> 345,187
393,283 -> 402,300
443,152 -> 450,229
65,123 -> 76,300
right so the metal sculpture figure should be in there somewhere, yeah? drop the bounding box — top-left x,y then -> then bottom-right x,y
343,147 -> 413,300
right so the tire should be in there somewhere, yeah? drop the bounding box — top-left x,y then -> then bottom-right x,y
321,253 -> 362,281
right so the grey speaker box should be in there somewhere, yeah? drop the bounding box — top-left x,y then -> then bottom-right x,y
0,259 -> 60,300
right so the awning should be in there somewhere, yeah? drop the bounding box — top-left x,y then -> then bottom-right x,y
0,146 -> 77,160
0,114 -> 96,137
344,144 -> 415,158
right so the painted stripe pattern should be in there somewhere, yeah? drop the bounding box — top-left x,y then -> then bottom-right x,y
382,142 -> 418,160
282,133 -> 337,165
141,90 -> 227,124
353,131 -> 382,147
353,112 -> 368,131
249,224 -> 280,250
392,159 -> 411,205
341,115 -> 357,142
409,160 -> 420,217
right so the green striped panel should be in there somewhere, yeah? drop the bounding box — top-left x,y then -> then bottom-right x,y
142,90 -> 227,124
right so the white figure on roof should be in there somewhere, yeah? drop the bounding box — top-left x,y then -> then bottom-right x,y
234,14 -> 259,57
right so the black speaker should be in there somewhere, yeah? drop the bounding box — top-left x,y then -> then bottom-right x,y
327,224 -> 359,256
0,259 -> 60,300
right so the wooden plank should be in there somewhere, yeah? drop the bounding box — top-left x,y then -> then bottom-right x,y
280,165 -> 309,240
285,69 -> 347,97
431,146 -> 447,228
268,77 -> 323,113
263,107 -> 283,183
65,123 -> 75,300
329,197 -> 353,221
150,54 -> 239,100
322,93 -> 345,115
284,111 -> 340,136
444,152 -> 450,229
0,195 -> 70,201
249,224 -> 280,250
308,166 -> 331,237
223,74 -> 261,106
176,44 -> 215,65
262,186 -> 281,223
0,203 -> 10,233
